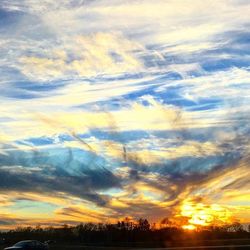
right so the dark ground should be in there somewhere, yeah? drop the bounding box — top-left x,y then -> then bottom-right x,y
3,240 -> 250,250
48,244 -> 250,250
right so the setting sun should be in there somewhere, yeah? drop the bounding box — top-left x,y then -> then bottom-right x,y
182,224 -> 197,230
180,202 -> 233,228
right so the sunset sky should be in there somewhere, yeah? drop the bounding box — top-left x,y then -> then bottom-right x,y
0,0 -> 250,230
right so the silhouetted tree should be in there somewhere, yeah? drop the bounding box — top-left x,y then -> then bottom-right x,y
0,219 -> 249,248
137,218 -> 150,231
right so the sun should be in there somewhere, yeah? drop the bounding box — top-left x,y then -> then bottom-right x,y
182,224 -> 196,230
180,201 -> 233,228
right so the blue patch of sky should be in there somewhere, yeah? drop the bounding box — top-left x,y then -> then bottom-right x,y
77,82 -> 220,112
86,129 -> 150,143
11,80 -> 68,92
223,29 -> 250,45
1,88 -> 39,99
202,59 -> 250,72
148,41 -> 250,73
9,200 -> 58,215
0,76 -> 74,101
0,67 -> 26,82
21,137 -> 56,146
15,135 -> 73,148
0,8 -> 24,33
92,72 -> 145,82
15,125 -> 230,153
186,98 -> 222,111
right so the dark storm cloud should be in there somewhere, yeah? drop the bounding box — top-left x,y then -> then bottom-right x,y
0,218 -> 25,225
0,145 -> 121,206
0,165 -> 117,206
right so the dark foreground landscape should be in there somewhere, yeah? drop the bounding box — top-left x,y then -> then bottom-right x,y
47,245 -> 250,250
2,242 -> 250,250
1,220 -> 250,250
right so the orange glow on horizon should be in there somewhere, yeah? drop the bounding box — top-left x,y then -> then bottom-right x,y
182,224 -> 196,230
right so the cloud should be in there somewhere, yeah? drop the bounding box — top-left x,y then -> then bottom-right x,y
0,163 -> 121,206
0,0 -> 250,228
19,33 -> 143,81
55,204 -> 117,224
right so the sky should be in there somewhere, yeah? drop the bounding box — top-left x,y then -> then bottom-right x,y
0,0 -> 250,230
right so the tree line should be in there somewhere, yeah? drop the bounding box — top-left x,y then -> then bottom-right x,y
1,218 -> 249,248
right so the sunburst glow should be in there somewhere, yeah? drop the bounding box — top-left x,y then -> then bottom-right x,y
180,202 -> 233,227
182,224 -> 197,230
